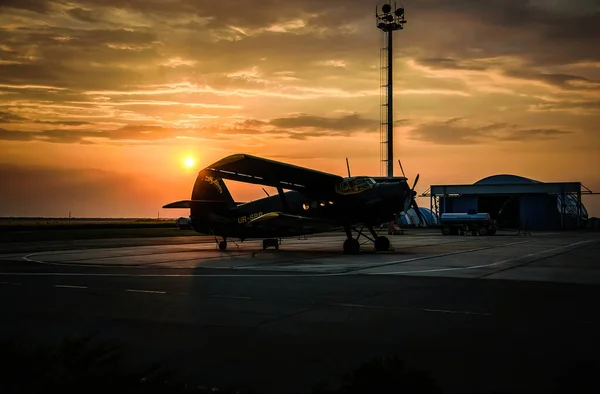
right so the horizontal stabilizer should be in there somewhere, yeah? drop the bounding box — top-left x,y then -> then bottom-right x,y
162,200 -> 225,209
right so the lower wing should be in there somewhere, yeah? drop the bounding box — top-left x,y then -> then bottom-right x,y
248,212 -> 340,233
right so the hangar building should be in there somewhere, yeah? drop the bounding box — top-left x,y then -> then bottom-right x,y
399,207 -> 439,227
424,174 -> 590,230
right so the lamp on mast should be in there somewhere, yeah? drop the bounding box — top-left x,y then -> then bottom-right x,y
375,1 -> 406,178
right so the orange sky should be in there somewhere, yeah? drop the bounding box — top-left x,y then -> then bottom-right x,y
1,0 -> 599,218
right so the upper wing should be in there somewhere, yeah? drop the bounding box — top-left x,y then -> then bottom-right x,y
203,154 -> 343,195
371,176 -> 408,183
248,212 -> 340,233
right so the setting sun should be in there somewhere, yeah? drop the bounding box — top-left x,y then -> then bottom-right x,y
184,157 -> 196,168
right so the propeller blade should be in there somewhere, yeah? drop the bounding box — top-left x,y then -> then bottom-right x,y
403,193 -> 412,213
397,159 -> 406,178
411,173 -> 420,191
411,198 -> 425,226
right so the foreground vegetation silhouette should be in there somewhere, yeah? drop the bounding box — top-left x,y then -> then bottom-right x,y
0,336 -> 443,394
309,354 -> 442,394
1,336 -> 597,393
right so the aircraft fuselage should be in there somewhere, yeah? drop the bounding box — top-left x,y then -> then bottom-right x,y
190,182 -> 406,241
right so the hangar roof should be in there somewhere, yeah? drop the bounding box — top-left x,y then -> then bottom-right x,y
475,174 -> 539,185
428,174 -> 581,196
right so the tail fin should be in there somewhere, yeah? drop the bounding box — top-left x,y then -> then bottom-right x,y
190,170 -> 235,214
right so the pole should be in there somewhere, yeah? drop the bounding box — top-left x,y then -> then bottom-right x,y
386,30 -> 393,178
577,191 -> 582,229
386,31 -> 394,235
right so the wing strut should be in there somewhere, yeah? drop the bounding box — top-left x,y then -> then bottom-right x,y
277,186 -> 291,213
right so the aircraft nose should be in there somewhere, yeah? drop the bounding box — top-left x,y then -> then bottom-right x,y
375,181 -> 405,198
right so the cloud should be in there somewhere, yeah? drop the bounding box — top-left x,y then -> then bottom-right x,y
529,100 -> 600,114
269,113 -> 375,131
0,112 -> 379,144
0,125 -> 186,144
0,110 -> 94,125
66,7 -> 101,23
0,0 -> 598,154
415,58 -> 489,71
499,128 -> 572,141
505,70 -> 600,90
0,127 -> 35,141
0,0 -> 55,14
410,118 -> 572,145
35,120 -> 93,126
0,111 -> 28,123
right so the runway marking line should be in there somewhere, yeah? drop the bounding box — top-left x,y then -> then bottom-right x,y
210,294 -> 253,300
330,302 -> 490,316
370,239 -> 599,276
0,281 -> 21,285
19,244 -> 339,269
7,238 -> 597,279
237,240 -> 532,272
55,285 -> 87,289
125,289 -> 167,294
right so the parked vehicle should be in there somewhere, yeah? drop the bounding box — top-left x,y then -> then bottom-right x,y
440,213 -> 497,236
176,217 -> 192,230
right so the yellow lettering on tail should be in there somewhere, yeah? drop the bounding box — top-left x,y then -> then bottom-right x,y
204,176 -> 223,194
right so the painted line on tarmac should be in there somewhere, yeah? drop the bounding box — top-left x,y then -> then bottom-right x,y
7,241 -> 531,278
0,281 -> 21,285
210,294 -> 253,300
330,303 -> 490,317
369,239 -> 599,276
126,289 -> 167,294
11,239 -> 596,279
0,271 -> 343,278
20,240 -> 531,274
7,240 -> 532,278
20,243 -> 340,269
55,284 -> 88,289
346,240 -> 531,274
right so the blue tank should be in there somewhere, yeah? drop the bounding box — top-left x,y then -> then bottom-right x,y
440,213 -> 491,223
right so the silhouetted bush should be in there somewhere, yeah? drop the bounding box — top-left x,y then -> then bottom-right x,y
0,336 -> 239,393
310,354 -> 442,394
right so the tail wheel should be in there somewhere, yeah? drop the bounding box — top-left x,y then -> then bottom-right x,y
343,238 -> 360,254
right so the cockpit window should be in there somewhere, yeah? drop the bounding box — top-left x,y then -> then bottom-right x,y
335,177 -> 375,194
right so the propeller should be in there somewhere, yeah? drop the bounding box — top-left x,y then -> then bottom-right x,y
398,159 -> 426,227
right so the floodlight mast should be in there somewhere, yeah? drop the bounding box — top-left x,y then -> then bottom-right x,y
376,1 -> 406,178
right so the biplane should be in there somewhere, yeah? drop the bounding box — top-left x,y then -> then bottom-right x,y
163,154 -> 421,253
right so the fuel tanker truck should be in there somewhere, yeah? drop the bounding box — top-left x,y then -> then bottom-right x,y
440,212 -> 497,236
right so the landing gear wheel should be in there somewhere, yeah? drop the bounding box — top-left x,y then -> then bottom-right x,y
478,227 -> 488,236
442,226 -> 451,236
343,238 -> 360,254
262,238 -> 279,250
218,241 -> 228,251
374,236 -> 390,251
